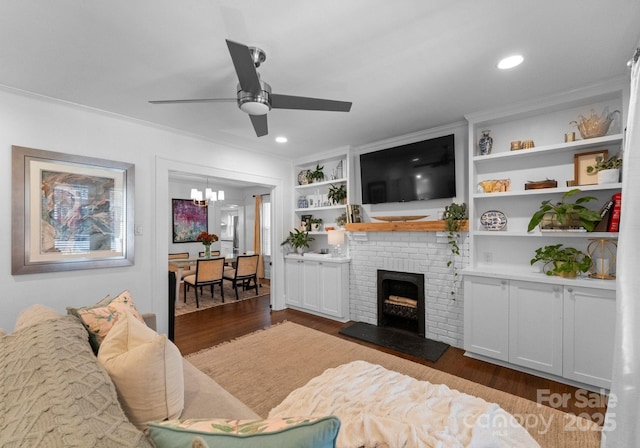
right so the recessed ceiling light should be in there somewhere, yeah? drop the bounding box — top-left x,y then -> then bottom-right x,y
275,136 -> 288,143
497,54 -> 524,70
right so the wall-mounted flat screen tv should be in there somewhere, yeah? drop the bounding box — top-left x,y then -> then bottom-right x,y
360,134 -> 456,204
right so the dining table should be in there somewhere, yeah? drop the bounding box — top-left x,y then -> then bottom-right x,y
168,254 -> 237,302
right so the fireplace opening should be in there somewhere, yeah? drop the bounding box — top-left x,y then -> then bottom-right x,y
377,270 -> 425,337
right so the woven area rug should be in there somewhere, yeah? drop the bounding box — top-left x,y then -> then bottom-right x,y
175,281 -> 270,316
186,321 -> 601,448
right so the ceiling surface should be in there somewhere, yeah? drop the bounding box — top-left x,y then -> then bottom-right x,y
1,1 -> 639,159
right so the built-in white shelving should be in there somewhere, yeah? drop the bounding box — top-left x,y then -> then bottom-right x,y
462,79 -> 627,389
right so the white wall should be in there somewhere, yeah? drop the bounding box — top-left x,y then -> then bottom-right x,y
0,88 -> 292,333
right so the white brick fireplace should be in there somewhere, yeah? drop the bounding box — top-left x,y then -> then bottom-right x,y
347,231 -> 468,348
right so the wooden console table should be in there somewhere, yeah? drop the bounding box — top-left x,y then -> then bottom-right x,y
345,220 -> 468,232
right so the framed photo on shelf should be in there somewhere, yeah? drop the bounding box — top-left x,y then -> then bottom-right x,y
11,146 -> 135,274
574,149 -> 608,186
300,214 -> 312,231
172,199 -> 208,243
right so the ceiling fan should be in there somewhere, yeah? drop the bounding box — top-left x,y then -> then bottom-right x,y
149,39 -> 352,137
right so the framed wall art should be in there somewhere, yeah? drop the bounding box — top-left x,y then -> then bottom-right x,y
172,198 -> 208,243
574,149 -> 608,186
12,146 -> 135,275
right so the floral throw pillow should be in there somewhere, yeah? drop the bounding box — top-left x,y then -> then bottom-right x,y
67,290 -> 145,352
147,416 -> 341,448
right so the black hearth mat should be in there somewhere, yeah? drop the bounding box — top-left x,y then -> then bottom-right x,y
339,322 -> 449,362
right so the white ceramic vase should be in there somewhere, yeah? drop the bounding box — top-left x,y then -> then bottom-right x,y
598,168 -> 620,184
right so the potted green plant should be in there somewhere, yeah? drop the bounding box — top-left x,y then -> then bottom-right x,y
281,228 -> 314,254
530,244 -> 592,278
443,202 -> 468,297
586,154 -> 622,184
306,163 -> 325,183
335,213 -> 347,228
527,189 -> 602,232
309,217 -> 323,231
328,184 -> 347,205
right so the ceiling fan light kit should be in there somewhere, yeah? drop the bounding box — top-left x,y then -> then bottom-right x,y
150,39 -> 352,137
238,80 -> 271,115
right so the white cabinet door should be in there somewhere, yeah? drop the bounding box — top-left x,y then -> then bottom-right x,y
464,276 -> 509,362
284,258 -> 303,307
319,261 -> 348,319
509,281 -> 563,376
563,286 -> 616,389
301,260 -> 320,311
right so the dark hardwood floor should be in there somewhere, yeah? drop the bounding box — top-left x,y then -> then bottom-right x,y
174,294 -> 607,424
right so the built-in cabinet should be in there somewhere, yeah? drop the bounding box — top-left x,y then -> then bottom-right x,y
465,276 -> 615,389
284,255 -> 350,321
508,281 -> 563,376
463,80 -> 626,389
563,286 -> 616,388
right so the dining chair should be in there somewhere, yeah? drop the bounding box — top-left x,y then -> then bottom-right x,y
168,252 -> 195,278
183,257 -> 225,308
223,254 -> 259,300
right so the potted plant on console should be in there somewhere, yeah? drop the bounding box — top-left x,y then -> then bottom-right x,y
443,202 -> 467,298
586,154 -> 623,184
527,189 -> 602,232
530,244 -> 592,278
281,228 -> 314,255
328,184 -> 347,205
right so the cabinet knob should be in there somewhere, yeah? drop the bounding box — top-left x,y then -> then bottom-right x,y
567,287 -> 573,293
500,280 -> 507,286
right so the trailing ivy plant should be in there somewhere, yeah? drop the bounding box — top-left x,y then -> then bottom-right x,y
443,202 -> 468,298
530,244 -> 592,278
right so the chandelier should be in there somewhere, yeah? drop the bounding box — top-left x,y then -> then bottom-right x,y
191,187 -> 225,207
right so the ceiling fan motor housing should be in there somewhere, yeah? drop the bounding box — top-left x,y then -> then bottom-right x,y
237,79 -> 272,115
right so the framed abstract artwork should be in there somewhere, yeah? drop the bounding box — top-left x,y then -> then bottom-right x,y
172,199 -> 208,243
12,146 -> 135,274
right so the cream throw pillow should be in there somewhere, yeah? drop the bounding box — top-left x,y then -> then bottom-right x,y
14,304 -> 64,332
98,311 -> 184,430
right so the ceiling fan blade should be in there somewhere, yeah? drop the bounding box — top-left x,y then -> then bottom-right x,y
249,114 -> 268,137
149,98 -> 236,104
271,94 -> 352,112
226,39 -> 262,94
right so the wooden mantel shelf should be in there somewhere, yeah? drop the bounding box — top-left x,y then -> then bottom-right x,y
345,220 -> 468,232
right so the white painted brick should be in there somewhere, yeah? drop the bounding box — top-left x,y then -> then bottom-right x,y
348,231 -> 468,348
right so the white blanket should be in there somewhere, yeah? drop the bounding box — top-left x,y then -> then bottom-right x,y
269,360 -> 540,448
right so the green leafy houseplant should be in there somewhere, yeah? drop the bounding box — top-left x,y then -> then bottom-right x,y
281,228 -> 314,253
530,244 -> 592,278
527,189 -> 602,232
306,163 -> 325,183
586,154 -> 623,173
309,217 -> 323,231
328,184 -> 347,205
443,202 -> 468,297
335,213 -> 347,227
